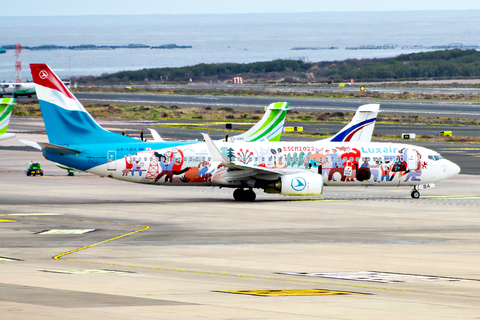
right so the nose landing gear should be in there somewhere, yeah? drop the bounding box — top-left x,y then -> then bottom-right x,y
233,188 -> 256,202
411,187 -> 420,199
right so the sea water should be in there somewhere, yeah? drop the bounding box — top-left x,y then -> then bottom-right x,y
1,11 -> 479,80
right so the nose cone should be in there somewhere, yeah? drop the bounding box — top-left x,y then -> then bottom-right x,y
448,161 -> 461,177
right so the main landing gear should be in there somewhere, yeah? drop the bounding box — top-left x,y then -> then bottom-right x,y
233,188 -> 256,202
411,187 -> 420,199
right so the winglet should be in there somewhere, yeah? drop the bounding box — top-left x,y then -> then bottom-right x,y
201,133 -> 228,163
148,128 -> 164,142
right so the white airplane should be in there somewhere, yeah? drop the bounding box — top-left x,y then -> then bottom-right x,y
323,103 -> 379,143
146,101 -> 289,143
149,102 -> 378,144
23,63 -> 460,201
0,97 -> 15,141
0,82 -> 35,98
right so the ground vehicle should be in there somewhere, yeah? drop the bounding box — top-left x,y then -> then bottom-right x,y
26,162 -> 43,176
57,164 -> 75,176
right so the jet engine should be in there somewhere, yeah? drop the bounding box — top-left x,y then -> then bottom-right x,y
265,172 -> 324,196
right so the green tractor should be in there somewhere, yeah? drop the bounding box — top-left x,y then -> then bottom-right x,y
26,162 -> 44,176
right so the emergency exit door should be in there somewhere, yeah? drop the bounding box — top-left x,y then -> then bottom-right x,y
107,150 -> 116,171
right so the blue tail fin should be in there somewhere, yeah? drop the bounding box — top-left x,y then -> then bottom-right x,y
30,63 -> 134,146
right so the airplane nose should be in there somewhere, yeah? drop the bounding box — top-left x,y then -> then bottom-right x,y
448,161 -> 461,177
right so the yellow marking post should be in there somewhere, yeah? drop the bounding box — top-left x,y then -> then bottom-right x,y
284,126 -> 303,132
219,289 -> 366,296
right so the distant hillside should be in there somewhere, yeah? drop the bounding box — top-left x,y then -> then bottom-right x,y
94,60 -> 310,83
91,49 -> 480,84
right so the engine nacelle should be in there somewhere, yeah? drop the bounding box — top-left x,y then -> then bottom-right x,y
272,173 -> 324,196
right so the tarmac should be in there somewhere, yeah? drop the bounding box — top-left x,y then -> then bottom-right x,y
1,133 -> 480,319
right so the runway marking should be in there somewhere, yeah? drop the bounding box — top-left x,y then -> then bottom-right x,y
278,272 -> 469,283
0,256 -> 23,262
152,121 -> 257,127
0,213 -> 63,216
38,229 -> 95,235
18,217 -> 480,299
0,219 -> 16,222
39,269 -> 133,274
218,289 -> 367,296
440,148 -> 480,151
421,195 -> 480,200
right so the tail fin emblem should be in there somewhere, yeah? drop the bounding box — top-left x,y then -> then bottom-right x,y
39,70 -> 48,79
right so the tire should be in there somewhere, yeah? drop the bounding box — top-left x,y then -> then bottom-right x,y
411,190 -> 420,199
233,189 -> 245,201
244,190 -> 256,202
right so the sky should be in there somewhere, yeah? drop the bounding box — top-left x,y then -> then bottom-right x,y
2,0 -> 480,16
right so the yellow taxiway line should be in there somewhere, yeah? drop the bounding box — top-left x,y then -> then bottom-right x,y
9,216 -> 480,298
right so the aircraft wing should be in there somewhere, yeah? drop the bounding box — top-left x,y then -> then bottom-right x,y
202,133 -> 324,196
202,133 -> 305,180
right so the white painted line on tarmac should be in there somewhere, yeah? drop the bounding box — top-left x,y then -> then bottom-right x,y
39,269 -> 132,274
0,256 -> 23,262
37,229 -> 95,235
0,213 -> 63,216
278,271 -> 469,283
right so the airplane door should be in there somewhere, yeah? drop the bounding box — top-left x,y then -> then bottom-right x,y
407,150 -> 417,170
107,150 -> 116,171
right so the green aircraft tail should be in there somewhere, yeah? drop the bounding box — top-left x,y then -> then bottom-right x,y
230,102 -> 289,142
0,98 -> 15,140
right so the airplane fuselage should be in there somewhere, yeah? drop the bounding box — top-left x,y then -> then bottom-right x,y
0,83 -> 35,97
44,140 -> 458,189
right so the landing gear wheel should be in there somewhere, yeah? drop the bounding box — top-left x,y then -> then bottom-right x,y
233,189 -> 245,201
411,190 -> 420,199
244,189 -> 256,202
233,189 -> 256,201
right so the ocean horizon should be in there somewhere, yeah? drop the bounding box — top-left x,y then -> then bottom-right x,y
1,10 -> 479,80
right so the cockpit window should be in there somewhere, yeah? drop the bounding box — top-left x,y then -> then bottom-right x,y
428,155 -> 444,161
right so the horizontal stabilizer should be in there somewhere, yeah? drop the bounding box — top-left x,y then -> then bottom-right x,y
19,139 -> 42,150
0,133 -> 15,141
20,139 -> 81,155
38,142 -> 82,155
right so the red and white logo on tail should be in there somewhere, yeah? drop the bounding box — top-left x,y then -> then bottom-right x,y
30,63 -> 87,113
